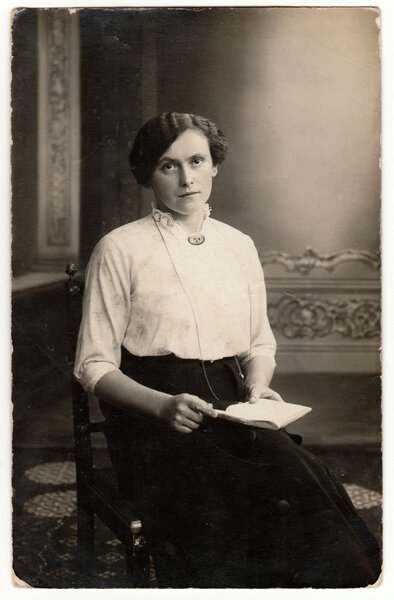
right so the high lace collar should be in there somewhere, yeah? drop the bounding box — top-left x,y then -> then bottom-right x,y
151,202 -> 212,230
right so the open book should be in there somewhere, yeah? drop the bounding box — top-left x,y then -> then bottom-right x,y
214,398 -> 312,430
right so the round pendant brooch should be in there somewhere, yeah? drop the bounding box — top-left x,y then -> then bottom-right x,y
187,233 -> 205,245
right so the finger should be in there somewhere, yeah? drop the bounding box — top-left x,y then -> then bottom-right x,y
196,402 -> 218,418
182,406 -> 204,424
260,389 -> 284,402
184,395 -> 217,418
248,386 -> 260,403
175,424 -> 194,434
175,414 -> 200,431
182,417 -> 200,430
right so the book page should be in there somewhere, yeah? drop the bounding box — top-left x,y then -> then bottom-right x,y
215,399 -> 312,428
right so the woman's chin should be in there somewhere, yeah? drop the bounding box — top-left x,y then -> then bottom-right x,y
162,201 -> 206,219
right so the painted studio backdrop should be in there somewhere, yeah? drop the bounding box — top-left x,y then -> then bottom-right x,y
11,7 -> 381,587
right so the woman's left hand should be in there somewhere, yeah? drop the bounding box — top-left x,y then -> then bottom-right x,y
247,385 -> 284,404
243,356 -> 284,404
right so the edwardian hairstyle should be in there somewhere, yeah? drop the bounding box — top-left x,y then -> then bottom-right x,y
129,112 -> 229,187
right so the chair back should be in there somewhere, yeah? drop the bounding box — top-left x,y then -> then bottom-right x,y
64,264 -> 188,586
65,263 -> 105,475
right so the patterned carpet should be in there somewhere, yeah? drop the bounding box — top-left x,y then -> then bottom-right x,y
12,447 -> 382,588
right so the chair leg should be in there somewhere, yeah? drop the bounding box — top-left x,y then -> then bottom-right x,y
125,538 -> 151,587
76,504 -> 95,586
125,544 -> 135,587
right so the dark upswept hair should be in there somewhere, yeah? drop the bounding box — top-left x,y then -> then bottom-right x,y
129,112 -> 229,187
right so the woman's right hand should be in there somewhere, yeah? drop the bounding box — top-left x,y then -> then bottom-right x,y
159,394 -> 218,434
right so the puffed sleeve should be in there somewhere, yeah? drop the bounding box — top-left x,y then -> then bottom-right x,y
241,236 -> 277,367
74,235 -> 132,394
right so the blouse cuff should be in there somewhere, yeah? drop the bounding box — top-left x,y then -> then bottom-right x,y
240,351 -> 276,369
74,362 -> 122,395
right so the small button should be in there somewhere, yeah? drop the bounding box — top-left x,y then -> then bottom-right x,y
276,499 -> 291,514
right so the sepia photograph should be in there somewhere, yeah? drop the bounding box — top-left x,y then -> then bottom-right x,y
8,1 -> 387,593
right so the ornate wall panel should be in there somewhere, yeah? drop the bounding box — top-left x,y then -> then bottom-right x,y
37,10 -> 80,266
268,295 -> 380,341
262,247 -> 380,373
262,247 -> 380,275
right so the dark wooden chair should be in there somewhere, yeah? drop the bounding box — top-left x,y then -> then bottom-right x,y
65,263 -> 151,587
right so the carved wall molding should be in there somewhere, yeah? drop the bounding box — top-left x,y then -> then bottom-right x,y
266,277 -> 380,292
46,11 -> 69,245
37,9 -> 80,265
261,246 -> 380,275
268,295 -> 380,340
276,342 -> 379,353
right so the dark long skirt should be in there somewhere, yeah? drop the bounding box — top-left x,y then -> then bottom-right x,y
100,350 -> 381,588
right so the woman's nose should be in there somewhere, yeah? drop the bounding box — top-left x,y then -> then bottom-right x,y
179,165 -> 193,187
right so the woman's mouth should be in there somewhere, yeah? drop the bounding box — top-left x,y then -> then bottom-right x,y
179,191 -> 199,197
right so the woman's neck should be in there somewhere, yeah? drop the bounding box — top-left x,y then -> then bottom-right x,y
156,201 -> 205,234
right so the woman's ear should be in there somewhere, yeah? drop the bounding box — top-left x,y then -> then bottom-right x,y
212,165 -> 218,177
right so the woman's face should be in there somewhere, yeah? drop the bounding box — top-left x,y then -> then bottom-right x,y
150,128 -> 218,219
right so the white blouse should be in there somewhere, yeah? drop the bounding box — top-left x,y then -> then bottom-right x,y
74,209 -> 277,394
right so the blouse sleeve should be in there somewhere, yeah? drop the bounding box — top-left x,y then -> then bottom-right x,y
73,235 -> 132,394
240,236 -> 277,368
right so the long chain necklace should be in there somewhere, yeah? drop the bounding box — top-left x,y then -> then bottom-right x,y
184,204 -> 210,245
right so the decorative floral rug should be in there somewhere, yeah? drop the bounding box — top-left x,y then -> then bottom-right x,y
12,448 -> 382,588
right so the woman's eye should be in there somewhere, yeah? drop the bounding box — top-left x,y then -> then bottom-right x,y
161,162 -> 175,172
191,157 -> 204,166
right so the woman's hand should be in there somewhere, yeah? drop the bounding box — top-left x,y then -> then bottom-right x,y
243,356 -> 283,404
247,384 -> 284,404
159,394 -> 218,434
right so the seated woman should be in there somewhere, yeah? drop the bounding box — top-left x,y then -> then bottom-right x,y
74,112 -> 380,588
